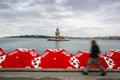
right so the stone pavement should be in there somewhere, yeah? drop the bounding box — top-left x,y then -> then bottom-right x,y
0,69 -> 120,80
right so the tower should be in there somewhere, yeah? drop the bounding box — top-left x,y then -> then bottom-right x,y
55,28 -> 60,39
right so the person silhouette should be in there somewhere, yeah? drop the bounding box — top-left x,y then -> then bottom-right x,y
83,40 -> 106,76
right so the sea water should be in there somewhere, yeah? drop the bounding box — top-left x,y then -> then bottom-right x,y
0,38 -> 120,54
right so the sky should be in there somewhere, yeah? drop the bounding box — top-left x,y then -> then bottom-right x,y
0,0 -> 120,37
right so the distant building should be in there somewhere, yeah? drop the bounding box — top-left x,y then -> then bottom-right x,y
55,28 -> 65,40
47,28 -> 69,41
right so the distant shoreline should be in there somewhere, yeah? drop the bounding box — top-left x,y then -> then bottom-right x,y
4,35 -> 120,40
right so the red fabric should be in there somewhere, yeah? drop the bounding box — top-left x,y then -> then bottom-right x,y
15,49 -> 41,68
0,48 -> 120,70
0,48 -> 22,68
103,50 -> 120,70
39,49 -> 75,69
74,51 -> 90,69
95,55 -> 107,69
0,55 -> 23,68
0,48 -> 41,68
74,51 -> 110,69
0,48 -> 5,56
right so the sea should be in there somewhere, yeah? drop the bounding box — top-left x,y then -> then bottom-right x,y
0,38 -> 120,54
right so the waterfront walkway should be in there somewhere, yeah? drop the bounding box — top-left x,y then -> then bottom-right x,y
0,69 -> 120,80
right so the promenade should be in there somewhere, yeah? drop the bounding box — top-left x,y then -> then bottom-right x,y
0,69 -> 120,80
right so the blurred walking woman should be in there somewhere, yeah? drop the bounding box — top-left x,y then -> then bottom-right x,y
83,40 -> 106,76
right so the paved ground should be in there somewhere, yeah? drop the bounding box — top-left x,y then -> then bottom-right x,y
0,71 -> 120,80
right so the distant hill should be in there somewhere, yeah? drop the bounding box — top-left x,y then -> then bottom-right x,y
5,35 -> 120,40
68,36 -> 120,40
5,35 -> 54,38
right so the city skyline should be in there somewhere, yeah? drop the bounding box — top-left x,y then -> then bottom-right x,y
0,0 -> 120,37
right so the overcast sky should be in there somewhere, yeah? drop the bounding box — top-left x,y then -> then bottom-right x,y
0,0 -> 120,37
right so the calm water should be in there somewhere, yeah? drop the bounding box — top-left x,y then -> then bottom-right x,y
0,38 -> 120,54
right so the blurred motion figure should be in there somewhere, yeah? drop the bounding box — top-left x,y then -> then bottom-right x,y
83,40 -> 106,76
